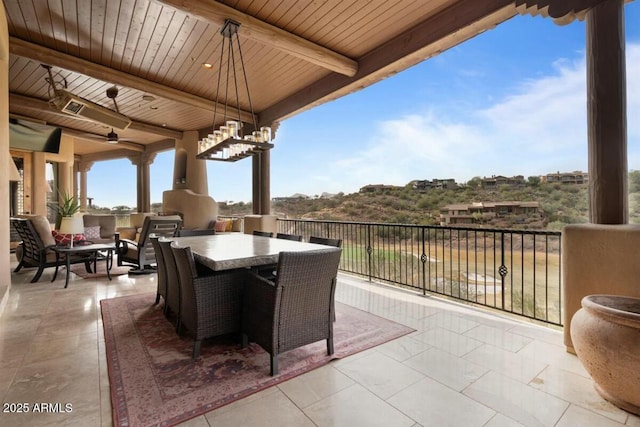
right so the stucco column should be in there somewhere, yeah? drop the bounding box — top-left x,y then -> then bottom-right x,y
252,151 -> 271,214
77,161 -> 93,211
586,0 -> 628,224
1,1 -> 11,308
173,130 -> 208,195
32,152 -> 48,216
129,152 -> 156,212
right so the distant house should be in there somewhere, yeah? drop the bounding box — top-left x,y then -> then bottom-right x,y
412,178 -> 458,191
541,171 -> 588,184
440,201 -> 541,225
359,184 -> 403,193
481,175 -> 525,188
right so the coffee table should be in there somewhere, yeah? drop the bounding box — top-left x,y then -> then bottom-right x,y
52,242 -> 117,288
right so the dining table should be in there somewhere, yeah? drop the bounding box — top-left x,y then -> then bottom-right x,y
171,233 -> 329,271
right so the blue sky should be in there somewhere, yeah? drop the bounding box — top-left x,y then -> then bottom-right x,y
89,3 -> 640,207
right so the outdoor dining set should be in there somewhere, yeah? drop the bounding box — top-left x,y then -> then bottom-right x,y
152,231 -> 343,376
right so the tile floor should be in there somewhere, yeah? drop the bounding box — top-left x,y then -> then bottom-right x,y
2,260 -> 640,427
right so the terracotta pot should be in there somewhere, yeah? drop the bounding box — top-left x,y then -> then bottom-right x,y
571,294 -> 640,415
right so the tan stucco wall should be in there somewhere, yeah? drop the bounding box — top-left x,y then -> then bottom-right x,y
562,224 -> 640,352
1,2 -> 10,309
163,130 -> 217,229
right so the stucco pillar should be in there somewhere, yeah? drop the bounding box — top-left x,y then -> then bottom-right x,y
1,1 -> 11,309
173,130 -> 208,195
586,0 -> 628,224
252,151 -> 271,214
251,123 -> 278,215
77,161 -> 93,211
129,152 -> 156,212
32,152 -> 48,216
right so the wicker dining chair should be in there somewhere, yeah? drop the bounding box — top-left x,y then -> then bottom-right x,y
241,247 -> 342,375
170,243 -> 245,358
309,236 -> 343,321
309,236 -> 343,248
157,239 -> 180,322
150,237 -> 168,306
252,230 -> 273,237
276,232 -> 303,241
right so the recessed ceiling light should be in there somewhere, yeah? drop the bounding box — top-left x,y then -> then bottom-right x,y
150,106 -> 158,110
142,95 -> 155,102
202,63 -> 213,69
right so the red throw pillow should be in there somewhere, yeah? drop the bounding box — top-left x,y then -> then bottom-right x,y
52,230 -> 86,245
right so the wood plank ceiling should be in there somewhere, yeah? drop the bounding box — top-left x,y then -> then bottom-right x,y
4,0 -> 596,157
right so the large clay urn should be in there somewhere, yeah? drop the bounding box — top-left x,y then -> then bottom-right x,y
570,295 -> 640,415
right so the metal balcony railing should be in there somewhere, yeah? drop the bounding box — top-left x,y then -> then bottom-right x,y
278,219 -> 562,326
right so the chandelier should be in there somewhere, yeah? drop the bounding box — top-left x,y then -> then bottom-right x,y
196,19 -> 273,162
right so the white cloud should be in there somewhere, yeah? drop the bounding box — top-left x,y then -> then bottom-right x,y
328,42 -> 639,191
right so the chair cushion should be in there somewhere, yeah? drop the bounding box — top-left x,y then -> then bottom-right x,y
84,225 -> 101,240
213,220 -> 230,232
28,215 -> 56,247
52,230 -> 86,245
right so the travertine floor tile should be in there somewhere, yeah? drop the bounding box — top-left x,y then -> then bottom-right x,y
556,404 -> 627,427
278,364 -> 355,408
206,388 -> 314,427
404,346 -> 488,391
388,376 -> 495,427
463,343 -> 547,384
463,370 -> 569,427
304,384 -> 415,427
336,351 -> 424,399
412,326 -> 483,356
530,366 -> 629,424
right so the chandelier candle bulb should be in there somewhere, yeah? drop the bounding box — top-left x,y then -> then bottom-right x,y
213,130 -> 223,144
226,121 -> 239,138
261,127 -> 272,142
220,126 -> 230,140
252,131 -> 263,142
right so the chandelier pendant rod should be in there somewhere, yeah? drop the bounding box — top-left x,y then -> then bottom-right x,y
211,31 -> 227,134
234,29 -> 258,131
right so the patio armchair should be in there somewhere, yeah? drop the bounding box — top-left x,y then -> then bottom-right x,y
241,248 -> 342,375
252,230 -> 273,237
170,243 -> 245,358
116,215 -> 182,273
11,216 -> 92,283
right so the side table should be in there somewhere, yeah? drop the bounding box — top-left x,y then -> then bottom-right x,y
52,242 -> 117,288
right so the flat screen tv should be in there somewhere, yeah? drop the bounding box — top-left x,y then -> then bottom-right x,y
9,118 -> 62,153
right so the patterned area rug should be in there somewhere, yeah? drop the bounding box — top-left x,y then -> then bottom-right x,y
101,293 -> 414,427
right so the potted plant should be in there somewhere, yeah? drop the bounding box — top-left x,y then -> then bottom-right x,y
52,192 -> 81,230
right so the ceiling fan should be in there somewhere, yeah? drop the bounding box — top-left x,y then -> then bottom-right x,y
106,87 -> 121,143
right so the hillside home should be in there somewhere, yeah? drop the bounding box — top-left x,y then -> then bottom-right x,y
481,175 -> 526,188
440,201 -> 541,225
542,171 -> 589,184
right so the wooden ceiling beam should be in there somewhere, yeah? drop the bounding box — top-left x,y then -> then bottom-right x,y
79,149 -> 144,164
155,0 -> 358,77
65,130 -> 146,153
258,0 -> 517,126
9,92 -> 183,140
9,37 -> 255,124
